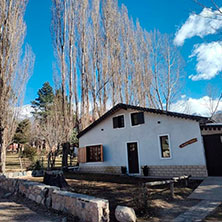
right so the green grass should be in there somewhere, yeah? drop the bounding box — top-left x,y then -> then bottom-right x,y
6,152 -> 31,172
6,152 -> 77,172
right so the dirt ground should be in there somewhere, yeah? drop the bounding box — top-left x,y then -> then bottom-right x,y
0,188 -> 73,222
28,173 -> 201,221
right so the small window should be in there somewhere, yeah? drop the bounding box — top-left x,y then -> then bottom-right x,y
131,112 -> 145,126
86,145 -> 103,162
113,115 -> 124,128
159,135 -> 171,158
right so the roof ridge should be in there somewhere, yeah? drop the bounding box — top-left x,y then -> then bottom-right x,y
77,103 -> 209,138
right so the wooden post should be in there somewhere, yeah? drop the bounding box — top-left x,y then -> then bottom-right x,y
170,182 -> 174,198
41,156 -> 44,168
19,157 -> 23,171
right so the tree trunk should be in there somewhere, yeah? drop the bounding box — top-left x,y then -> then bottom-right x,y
62,142 -> 70,168
0,128 -> 6,173
0,142 -> 6,173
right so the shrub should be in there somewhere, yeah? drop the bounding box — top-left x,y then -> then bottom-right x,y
133,184 -> 150,216
33,160 -> 42,170
22,144 -> 37,161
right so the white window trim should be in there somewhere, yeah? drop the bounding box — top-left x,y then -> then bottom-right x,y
125,141 -> 141,175
113,113 -> 126,129
129,111 -> 145,128
158,134 -> 172,160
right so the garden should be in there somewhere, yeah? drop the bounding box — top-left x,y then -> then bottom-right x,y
28,172 -> 202,222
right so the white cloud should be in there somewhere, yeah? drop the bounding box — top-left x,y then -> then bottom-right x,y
170,96 -> 222,117
174,8 -> 222,46
189,41 -> 222,80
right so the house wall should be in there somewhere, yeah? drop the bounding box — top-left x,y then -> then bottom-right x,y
79,109 -> 207,177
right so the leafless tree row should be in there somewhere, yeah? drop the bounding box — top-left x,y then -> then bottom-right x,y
51,0 -> 184,130
0,0 -> 35,172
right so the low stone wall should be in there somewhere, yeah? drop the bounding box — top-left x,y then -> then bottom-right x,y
1,171 -> 32,178
148,165 -> 208,178
79,165 -> 208,177
79,166 -> 122,174
0,175 -> 109,222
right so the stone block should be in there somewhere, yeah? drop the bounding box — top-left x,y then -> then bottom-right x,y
115,205 -> 137,222
36,195 -> 42,204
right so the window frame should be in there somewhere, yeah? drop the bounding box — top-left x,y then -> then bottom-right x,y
158,134 -> 172,159
130,112 -> 145,127
112,114 -> 125,129
85,144 -> 103,163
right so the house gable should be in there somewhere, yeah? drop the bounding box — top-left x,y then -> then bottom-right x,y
78,103 -> 208,138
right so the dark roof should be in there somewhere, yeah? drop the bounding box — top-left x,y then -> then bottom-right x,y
77,103 -> 209,138
200,123 -> 222,131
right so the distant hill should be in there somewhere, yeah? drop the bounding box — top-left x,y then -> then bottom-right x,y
15,105 -> 34,121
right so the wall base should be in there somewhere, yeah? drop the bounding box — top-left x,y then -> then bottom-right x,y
79,165 -> 208,177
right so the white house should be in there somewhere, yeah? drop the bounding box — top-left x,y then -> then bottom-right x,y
77,103 -> 209,177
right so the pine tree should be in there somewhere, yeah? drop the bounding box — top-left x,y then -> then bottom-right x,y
13,119 -> 31,145
31,82 -> 54,120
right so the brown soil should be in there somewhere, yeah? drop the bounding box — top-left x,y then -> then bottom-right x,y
28,173 -> 201,221
0,188 -> 77,221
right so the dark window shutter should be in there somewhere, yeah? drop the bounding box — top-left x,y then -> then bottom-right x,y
119,115 -> 125,128
131,112 -> 144,126
113,117 -> 118,128
138,112 -> 144,124
131,113 -> 136,126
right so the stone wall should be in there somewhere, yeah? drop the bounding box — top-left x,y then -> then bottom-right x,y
80,166 -> 121,174
0,175 -> 109,222
1,171 -> 32,178
79,165 -> 208,178
147,165 -> 208,178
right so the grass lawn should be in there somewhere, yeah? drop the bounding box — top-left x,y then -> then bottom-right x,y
28,173 -> 201,222
6,152 -> 31,172
6,152 -> 64,172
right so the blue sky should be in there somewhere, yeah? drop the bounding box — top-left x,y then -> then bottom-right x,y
23,0 -> 222,115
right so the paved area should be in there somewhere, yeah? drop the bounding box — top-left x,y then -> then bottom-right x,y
173,177 -> 222,222
173,200 -> 221,222
0,189 -> 65,222
189,177 -> 222,201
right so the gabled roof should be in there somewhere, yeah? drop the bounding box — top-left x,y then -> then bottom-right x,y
77,103 -> 209,138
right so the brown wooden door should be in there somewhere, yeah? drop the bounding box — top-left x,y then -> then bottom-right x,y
127,142 -> 139,174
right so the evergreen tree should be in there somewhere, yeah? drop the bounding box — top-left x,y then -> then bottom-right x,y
13,119 -> 31,145
31,82 -> 54,120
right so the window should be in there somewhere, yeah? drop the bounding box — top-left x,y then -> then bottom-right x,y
159,135 -> 171,158
131,112 -> 145,126
86,145 -> 103,162
78,145 -> 103,163
113,115 -> 124,128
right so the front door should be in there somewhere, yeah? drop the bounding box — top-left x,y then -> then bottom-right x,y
203,134 -> 222,176
127,142 -> 139,174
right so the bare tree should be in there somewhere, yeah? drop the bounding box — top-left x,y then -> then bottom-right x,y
50,0 -> 184,134
0,0 -> 35,173
204,84 -> 222,119
149,31 -> 184,111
